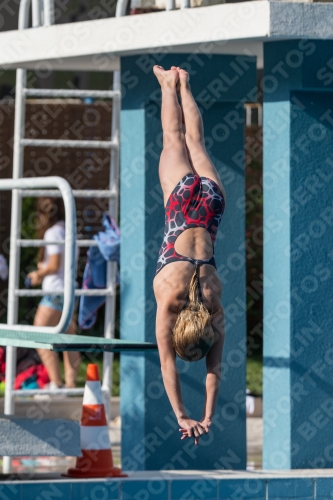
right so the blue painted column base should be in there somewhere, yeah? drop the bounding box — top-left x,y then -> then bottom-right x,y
3,473 -> 333,500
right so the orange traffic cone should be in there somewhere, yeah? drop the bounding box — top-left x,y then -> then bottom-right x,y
66,364 -> 126,478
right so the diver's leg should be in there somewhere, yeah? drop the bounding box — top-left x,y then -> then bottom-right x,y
153,65 -> 193,204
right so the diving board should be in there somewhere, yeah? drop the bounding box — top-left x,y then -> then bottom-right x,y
0,329 -> 157,352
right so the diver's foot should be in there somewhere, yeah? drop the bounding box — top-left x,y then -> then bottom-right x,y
177,67 -> 190,91
153,65 -> 179,89
170,66 -> 181,93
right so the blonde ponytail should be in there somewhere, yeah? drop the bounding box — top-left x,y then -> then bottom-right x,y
172,266 -> 214,362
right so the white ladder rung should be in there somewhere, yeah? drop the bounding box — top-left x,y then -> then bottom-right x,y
18,239 -> 99,247
12,388 -> 84,397
16,288 -> 115,297
19,189 -> 117,198
24,88 -> 121,99
20,139 -> 117,149
76,239 -> 99,247
72,189 -> 117,198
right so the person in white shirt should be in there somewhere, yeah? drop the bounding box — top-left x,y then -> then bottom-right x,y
28,197 -> 80,389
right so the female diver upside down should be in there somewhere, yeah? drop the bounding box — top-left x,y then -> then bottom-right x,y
153,65 -> 226,446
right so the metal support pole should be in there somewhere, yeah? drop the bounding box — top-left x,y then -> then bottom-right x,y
166,0 -> 176,10
181,0 -> 190,8
246,105 -> 251,127
258,104 -> 263,127
43,0 -> 55,26
40,0 -> 44,25
115,0 -> 130,17
3,0 -> 36,473
3,66 -> 26,475
102,70 -> 121,421
32,0 -> 42,26
18,0 -> 32,29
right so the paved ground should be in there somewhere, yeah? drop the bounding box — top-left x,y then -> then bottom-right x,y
247,417 -> 262,470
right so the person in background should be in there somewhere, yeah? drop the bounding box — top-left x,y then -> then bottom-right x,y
28,197 -> 80,390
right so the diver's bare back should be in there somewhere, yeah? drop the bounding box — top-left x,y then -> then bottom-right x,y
154,261 -> 222,315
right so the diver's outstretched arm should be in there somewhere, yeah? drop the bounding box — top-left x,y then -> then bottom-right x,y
202,308 -> 225,427
156,305 -> 206,445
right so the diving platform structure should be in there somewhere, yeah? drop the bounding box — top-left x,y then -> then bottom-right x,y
0,1 -> 332,70
1,0 -> 333,481
0,329 -> 157,353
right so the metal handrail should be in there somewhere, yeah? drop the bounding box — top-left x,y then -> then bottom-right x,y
116,0 -> 190,15
24,89 -> 121,98
18,0 -> 33,29
20,0 -> 54,30
19,189 -> 117,197
16,289 -> 115,297
0,176 -> 76,334
21,139 -> 117,149
12,388 -> 84,396
18,239 -> 99,247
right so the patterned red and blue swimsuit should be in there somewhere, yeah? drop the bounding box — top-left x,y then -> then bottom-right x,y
156,173 -> 225,275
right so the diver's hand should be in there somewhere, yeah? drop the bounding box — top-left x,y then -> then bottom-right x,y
200,417 -> 212,434
178,417 -> 207,445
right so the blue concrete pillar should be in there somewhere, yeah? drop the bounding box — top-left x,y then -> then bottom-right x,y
120,54 -> 256,470
263,40 -> 333,469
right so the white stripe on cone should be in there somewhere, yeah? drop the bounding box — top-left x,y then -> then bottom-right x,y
83,381 -> 104,405
80,425 -> 111,450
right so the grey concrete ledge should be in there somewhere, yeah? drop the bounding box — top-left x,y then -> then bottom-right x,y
0,416 -> 80,457
270,1 -> 333,38
3,469 -> 333,483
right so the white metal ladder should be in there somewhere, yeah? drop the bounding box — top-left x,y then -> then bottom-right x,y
3,0 -> 121,474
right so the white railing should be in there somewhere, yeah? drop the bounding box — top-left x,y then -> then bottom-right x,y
0,176 -> 76,334
20,0 -> 55,29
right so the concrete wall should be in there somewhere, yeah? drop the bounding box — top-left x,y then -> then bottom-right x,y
263,39 -> 333,469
